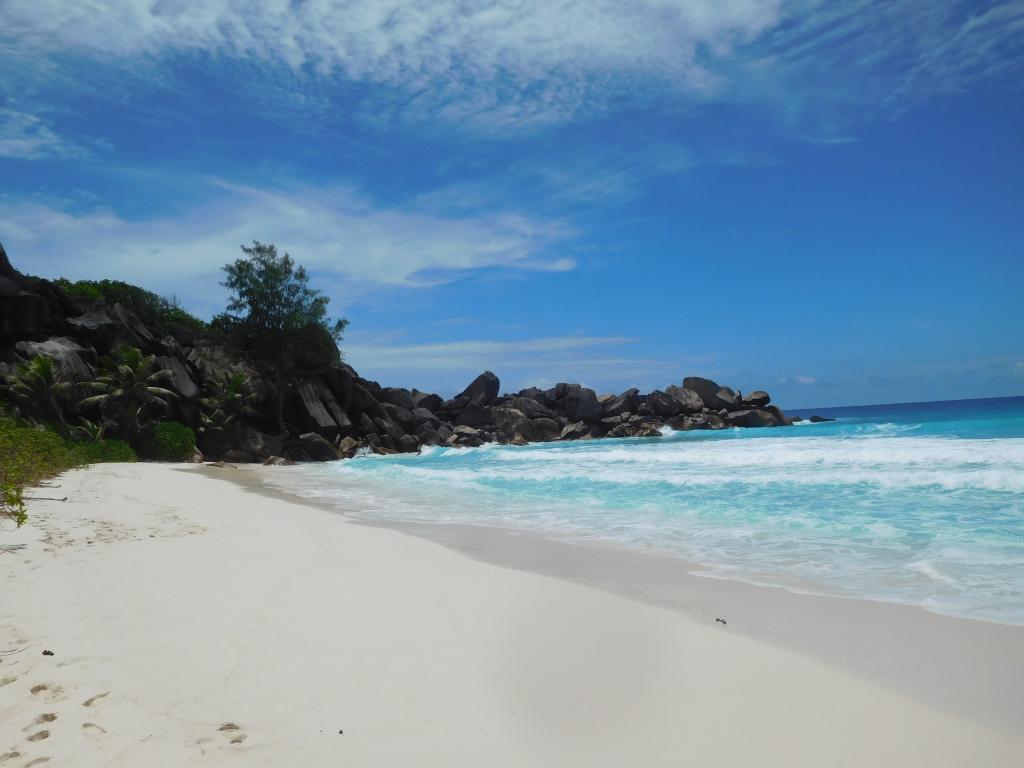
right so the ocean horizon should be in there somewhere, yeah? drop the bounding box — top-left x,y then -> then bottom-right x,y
265,394 -> 1024,626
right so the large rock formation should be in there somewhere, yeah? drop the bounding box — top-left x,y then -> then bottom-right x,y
0,245 -> 791,463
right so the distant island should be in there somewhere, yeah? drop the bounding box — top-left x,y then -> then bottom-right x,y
1,241 -> 790,472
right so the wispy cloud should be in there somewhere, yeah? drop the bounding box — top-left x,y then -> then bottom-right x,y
0,109 -> 82,160
343,333 -> 680,394
4,2 -> 1020,139
750,1 -> 1024,125
0,180 -> 575,313
1,0 -> 781,131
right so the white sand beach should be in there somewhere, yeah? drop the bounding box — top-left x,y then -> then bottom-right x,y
2,462 -> 1022,767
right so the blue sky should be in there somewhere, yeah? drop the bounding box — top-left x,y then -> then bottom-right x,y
1,1 -> 1022,408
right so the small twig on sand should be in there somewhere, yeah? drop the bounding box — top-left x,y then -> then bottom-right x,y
24,496 -> 68,502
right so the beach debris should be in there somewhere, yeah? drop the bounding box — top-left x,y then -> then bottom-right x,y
715,617 -> 727,625
41,650 -> 53,656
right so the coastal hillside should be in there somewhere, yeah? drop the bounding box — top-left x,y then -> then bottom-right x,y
1,243 -> 789,466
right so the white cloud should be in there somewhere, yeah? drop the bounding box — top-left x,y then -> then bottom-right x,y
0,181 -> 574,313
1,0 -> 781,129
5,1 -> 1020,133
342,333 -> 676,395
0,109 -> 80,159
347,335 -> 635,371
752,1 -> 1024,120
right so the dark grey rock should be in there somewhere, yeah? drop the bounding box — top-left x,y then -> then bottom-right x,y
357,412 -> 376,435
384,387 -> 415,410
766,405 -> 790,426
602,388 -> 640,418
509,396 -> 555,419
683,376 -> 740,411
318,383 -> 352,432
562,384 -> 601,422
296,380 -> 338,437
742,390 -> 771,408
412,407 -> 441,426
529,417 -> 562,441
396,434 -> 420,453
410,389 -> 443,412
415,423 -> 440,445
457,370 -> 500,406
644,390 -> 684,419
222,449 -> 257,463
493,407 -> 532,442
295,432 -> 343,461
336,436 -> 361,457
373,416 -> 406,443
560,421 -> 598,440
155,356 -> 199,400
455,402 -> 491,428
382,402 -> 417,428
15,337 -> 95,381
725,409 -> 780,428
238,427 -> 284,459
664,385 -> 704,412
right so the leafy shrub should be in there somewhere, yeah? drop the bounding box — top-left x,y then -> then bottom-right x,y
56,277 -> 207,335
149,421 -> 196,462
55,278 -> 103,301
72,439 -> 137,464
0,413 -> 137,527
2,479 -> 27,527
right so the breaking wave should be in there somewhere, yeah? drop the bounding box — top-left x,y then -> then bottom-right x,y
264,397 -> 1024,624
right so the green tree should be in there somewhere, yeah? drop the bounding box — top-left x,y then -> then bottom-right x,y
214,242 -> 348,431
201,372 -> 260,435
1,355 -> 74,425
79,346 -> 178,442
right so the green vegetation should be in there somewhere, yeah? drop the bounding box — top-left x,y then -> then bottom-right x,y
56,277 -> 207,335
201,372 -> 260,433
213,241 -> 347,431
0,412 -> 136,528
149,420 -> 196,462
79,346 -> 178,442
1,355 -> 75,425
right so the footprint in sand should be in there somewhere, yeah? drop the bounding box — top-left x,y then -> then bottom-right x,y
82,722 -> 107,740
82,692 -> 108,707
29,684 -> 63,703
0,676 -> 16,688
24,758 -> 51,767
25,731 -> 49,742
218,722 -> 247,745
22,714 -> 56,732
0,753 -> 20,764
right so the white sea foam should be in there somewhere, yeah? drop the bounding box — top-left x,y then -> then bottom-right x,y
265,426 -> 1024,624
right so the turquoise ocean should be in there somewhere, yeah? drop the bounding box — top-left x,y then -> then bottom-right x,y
267,396 -> 1024,625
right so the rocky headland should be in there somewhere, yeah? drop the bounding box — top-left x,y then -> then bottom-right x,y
1,245 -> 791,464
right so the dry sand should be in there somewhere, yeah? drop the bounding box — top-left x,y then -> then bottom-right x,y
1,462 -> 1021,767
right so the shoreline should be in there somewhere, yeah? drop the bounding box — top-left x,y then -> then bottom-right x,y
2,462 -> 1022,766
224,464 -> 1024,733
